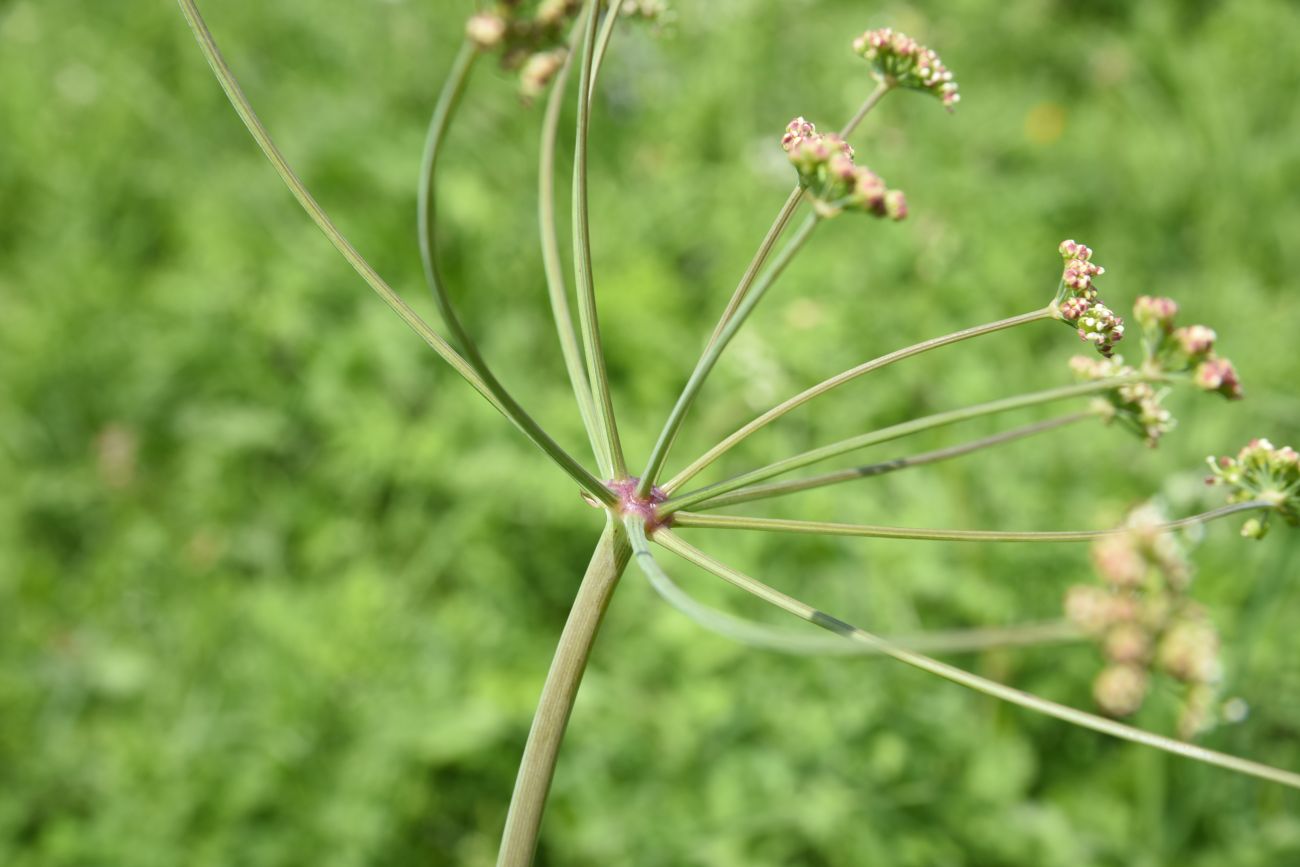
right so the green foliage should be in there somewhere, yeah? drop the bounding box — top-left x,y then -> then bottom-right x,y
3,0 -> 1299,864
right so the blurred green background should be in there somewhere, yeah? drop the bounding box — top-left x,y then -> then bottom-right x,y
3,0 -> 1299,864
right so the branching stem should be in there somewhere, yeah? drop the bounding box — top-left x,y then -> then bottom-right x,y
175,0 -> 617,507
664,375 -> 1159,514
665,308 -> 1055,492
653,530 -> 1300,790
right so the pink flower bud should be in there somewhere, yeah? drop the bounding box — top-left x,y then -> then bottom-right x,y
1193,357 -> 1243,400
1133,295 -> 1179,331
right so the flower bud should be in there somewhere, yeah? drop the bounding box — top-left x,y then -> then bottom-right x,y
466,12 -> 508,49
1094,664 -> 1149,717
1193,357 -> 1243,400
854,28 -> 960,110
1173,324 -> 1217,358
1133,295 -> 1178,332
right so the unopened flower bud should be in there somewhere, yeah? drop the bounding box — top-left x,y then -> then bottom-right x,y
1104,622 -> 1152,664
1173,324 -> 1217,358
1133,295 -> 1179,332
466,13 -> 508,49
1094,664 -> 1149,717
1193,357 -> 1243,400
519,49 -> 568,100
1058,296 -> 1090,321
883,189 -> 908,221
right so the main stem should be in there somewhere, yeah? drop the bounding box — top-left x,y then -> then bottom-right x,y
497,520 -> 632,867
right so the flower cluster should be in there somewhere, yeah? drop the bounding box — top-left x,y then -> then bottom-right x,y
465,2 -> 665,98
1055,240 -> 1244,445
1206,439 -> 1300,539
1069,355 -> 1173,447
852,28 -> 959,110
1065,505 -> 1223,738
1053,240 -> 1124,357
1135,296 -> 1244,401
780,117 -> 907,220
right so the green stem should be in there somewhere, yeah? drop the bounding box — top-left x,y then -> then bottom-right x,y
664,376 -> 1154,514
665,308 -> 1054,493
539,36 -> 610,475
701,81 -> 893,351
692,412 -> 1095,510
590,0 -> 625,88
671,501 -> 1270,542
631,520 -> 1079,654
839,81 -> 893,137
636,215 -> 821,496
497,521 -> 633,867
175,0 -> 617,507
703,185 -> 805,350
573,0 -> 628,479
653,530 -> 1300,790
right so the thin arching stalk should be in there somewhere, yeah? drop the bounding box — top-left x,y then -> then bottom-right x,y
664,307 -> 1055,493
539,37 -> 610,474
653,529 -> 1300,790
636,215 -> 821,496
175,0 -> 617,507
572,0 -> 628,478
671,501 -> 1271,542
663,376 -> 1159,514
590,0 -> 625,87
629,519 -> 1080,655
703,81 -> 893,351
691,412 -> 1095,510
498,521 -> 632,867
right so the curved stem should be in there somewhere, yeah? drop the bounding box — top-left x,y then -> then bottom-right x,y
692,412 -> 1095,511
636,215 -> 821,496
671,501 -> 1271,543
573,0 -> 628,478
665,308 -> 1054,493
590,0 -> 625,89
175,0 -> 617,507
664,376 -> 1156,515
497,520 -> 632,867
631,520 -> 1079,655
654,530 -> 1300,790
540,36 -> 610,474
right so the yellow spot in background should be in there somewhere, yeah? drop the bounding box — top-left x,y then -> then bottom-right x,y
1025,102 -> 1067,145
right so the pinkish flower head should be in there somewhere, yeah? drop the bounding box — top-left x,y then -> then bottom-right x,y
1059,239 -> 1094,262
781,118 -> 904,222
853,27 -> 959,111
